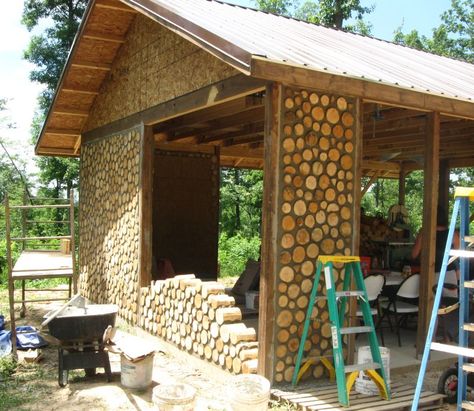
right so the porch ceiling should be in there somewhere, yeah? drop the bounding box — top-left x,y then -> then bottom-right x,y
153,97 -> 474,176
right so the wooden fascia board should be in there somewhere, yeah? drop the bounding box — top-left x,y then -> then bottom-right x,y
35,0 -> 98,156
120,0 -> 252,74
250,57 -> 474,120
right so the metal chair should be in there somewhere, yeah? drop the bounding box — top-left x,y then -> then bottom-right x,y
356,274 -> 386,345
379,273 -> 420,347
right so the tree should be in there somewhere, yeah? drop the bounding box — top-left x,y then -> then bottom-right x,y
255,0 -> 374,33
296,0 -> 373,30
394,0 -> 473,63
22,0 -> 87,197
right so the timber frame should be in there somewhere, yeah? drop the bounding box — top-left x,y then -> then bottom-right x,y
33,0 -> 474,384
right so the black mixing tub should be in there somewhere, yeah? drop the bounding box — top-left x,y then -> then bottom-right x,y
46,303 -> 118,386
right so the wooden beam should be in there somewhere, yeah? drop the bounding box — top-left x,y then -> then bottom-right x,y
165,106 -> 265,142
416,111 -> 440,357
82,74 -> 266,144
95,0 -> 137,13
258,82 -> 280,382
155,95 -> 264,134
83,30 -> 126,44
361,160 -> 401,173
71,60 -> 112,71
73,136 -> 82,155
251,57 -> 474,120
200,122 -> 264,144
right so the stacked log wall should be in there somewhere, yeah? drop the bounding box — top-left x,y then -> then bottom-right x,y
140,274 -> 258,374
79,127 -> 142,323
84,14 -> 238,131
272,86 -> 359,383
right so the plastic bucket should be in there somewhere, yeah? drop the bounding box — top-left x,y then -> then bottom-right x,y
120,353 -> 154,390
228,374 -> 270,411
152,383 -> 196,410
355,346 -> 390,395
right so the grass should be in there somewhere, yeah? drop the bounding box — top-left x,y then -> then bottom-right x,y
0,355 -> 56,411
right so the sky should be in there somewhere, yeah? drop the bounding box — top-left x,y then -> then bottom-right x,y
0,0 -> 452,176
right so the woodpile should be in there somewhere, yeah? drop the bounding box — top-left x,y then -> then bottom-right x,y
360,215 -> 405,257
272,87 -> 358,383
140,274 -> 258,374
79,129 -> 141,324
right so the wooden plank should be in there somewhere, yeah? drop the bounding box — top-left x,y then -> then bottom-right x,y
139,125 -> 154,289
82,74 -> 266,144
416,111 -> 440,357
258,83 -> 281,381
251,57 -> 474,120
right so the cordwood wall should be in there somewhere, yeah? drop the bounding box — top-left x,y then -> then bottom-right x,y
79,127 -> 142,323
84,13 -> 238,132
272,86 -> 359,383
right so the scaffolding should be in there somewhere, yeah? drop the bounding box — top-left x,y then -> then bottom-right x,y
4,191 -> 77,355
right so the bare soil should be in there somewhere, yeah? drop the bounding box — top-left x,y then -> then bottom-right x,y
0,288 -> 454,410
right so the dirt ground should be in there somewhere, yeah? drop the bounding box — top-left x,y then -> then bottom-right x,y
0,288 -> 456,410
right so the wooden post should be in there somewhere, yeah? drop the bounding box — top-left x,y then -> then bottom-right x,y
347,98 -> 363,364
398,165 -> 406,206
258,82 -> 279,382
139,125 -> 154,288
438,160 -> 450,225
69,190 -> 77,294
416,112 -> 440,356
5,194 -> 17,357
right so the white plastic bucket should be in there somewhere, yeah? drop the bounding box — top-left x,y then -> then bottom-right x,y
120,353 -> 154,390
228,374 -> 270,411
152,383 -> 196,410
355,346 -> 390,395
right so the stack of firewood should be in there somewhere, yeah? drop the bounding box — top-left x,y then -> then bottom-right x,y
140,274 -> 258,374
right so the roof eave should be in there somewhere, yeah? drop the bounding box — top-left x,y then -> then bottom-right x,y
250,56 -> 474,120
34,0 -> 98,157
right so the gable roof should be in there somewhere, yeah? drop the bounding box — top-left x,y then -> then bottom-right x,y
135,0 -> 474,102
36,0 -> 474,157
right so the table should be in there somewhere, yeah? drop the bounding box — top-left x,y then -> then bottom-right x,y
384,272 -> 404,286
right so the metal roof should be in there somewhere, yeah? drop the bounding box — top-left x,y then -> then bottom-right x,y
125,0 -> 474,103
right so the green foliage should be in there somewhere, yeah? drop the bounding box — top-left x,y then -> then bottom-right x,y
0,356 -> 16,381
393,0 -> 473,63
253,0 -> 294,15
218,233 -> 261,277
296,0 -> 373,29
22,0 -> 87,109
255,0 -> 374,32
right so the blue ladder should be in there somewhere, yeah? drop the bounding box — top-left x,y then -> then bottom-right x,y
412,187 -> 474,411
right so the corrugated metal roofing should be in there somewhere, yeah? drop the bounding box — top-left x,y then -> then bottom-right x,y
130,0 -> 474,103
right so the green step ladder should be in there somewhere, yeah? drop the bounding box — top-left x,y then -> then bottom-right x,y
412,187 -> 474,411
292,255 -> 391,407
